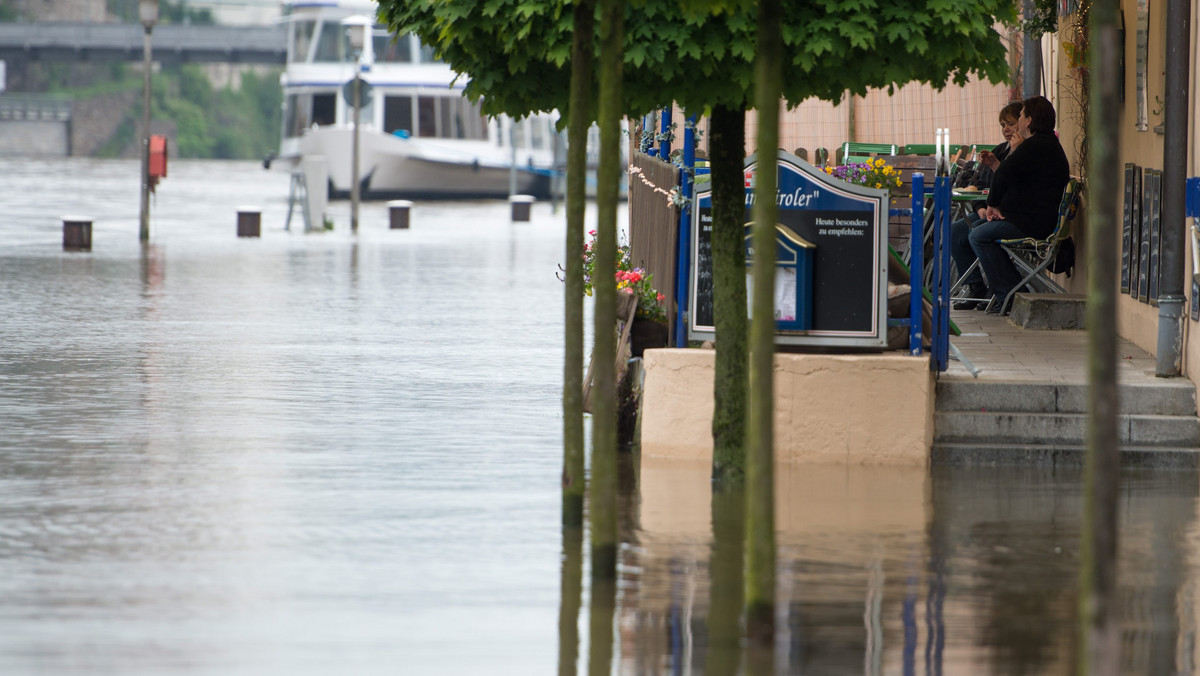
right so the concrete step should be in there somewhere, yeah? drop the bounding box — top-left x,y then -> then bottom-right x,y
934,411 -> 1200,447
936,379 -> 1197,416
932,442 -> 1200,469
1009,293 -> 1087,329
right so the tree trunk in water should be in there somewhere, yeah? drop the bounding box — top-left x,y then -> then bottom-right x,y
589,0 -> 623,583
562,0 -> 594,530
557,525 -> 583,676
709,105 -> 748,484
1078,1 -> 1121,673
705,484 -> 745,676
745,0 -> 782,652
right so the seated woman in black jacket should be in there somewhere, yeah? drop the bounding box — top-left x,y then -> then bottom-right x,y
950,101 -> 1024,310
967,95 -> 1070,315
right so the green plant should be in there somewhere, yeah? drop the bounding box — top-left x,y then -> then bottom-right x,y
570,230 -> 668,323
323,215 -> 335,231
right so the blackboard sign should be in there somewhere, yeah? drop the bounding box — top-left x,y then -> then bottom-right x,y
1121,163 -> 1134,293
1130,166 -> 1143,299
689,150 -> 888,348
1139,166 -> 1152,303
1148,169 -> 1162,305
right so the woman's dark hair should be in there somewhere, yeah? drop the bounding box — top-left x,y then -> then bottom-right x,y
999,101 -> 1023,123
1021,95 -> 1056,133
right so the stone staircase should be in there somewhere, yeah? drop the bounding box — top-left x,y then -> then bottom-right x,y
932,379 -> 1200,468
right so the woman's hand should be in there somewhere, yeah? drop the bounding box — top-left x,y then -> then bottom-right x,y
986,205 -> 1004,221
979,150 -> 1000,171
1008,131 -> 1025,150
976,207 -> 987,220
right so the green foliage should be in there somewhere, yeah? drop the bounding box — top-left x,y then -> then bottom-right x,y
380,0 -> 1016,119
1022,0 -> 1058,37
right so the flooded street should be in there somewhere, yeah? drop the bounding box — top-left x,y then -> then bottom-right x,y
2,158 -> 1200,674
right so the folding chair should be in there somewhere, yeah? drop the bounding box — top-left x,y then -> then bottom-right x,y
992,177 -> 1084,312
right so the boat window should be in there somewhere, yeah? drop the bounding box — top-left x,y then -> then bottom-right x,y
313,21 -> 346,63
384,95 -> 413,135
455,98 -> 488,141
513,118 -> 527,149
439,98 -> 453,141
417,96 -> 438,137
417,40 -> 440,64
312,93 -> 337,126
291,19 -> 315,63
374,32 -> 411,63
530,117 -> 546,150
284,93 -> 308,138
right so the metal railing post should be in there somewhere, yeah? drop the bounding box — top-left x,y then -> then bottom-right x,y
934,176 -> 952,371
908,173 -> 925,356
673,115 -> 696,347
659,108 -> 671,159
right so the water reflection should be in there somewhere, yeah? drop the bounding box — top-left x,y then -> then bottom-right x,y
621,460 -> 1200,675
3,159 -> 1200,674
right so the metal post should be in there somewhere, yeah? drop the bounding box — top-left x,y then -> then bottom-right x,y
139,24 -> 152,242
1156,0 -> 1190,376
1022,0 -> 1043,97
909,173 -> 925,356
350,75 -> 361,233
936,176 -> 952,370
673,115 -> 696,347
509,120 -> 518,197
659,107 -> 671,159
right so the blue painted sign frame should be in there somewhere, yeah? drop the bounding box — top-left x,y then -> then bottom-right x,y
688,150 -> 889,348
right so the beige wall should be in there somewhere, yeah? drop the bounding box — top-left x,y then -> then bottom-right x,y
1059,0 -> 1200,398
640,348 -> 935,465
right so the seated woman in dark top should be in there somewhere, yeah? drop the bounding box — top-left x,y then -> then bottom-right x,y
967,95 -> 1070,315
950,101 -> 1024,310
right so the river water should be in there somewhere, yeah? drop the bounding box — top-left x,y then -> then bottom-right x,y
0,158 -> 1198,675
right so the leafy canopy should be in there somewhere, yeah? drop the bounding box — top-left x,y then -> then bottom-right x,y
379,0 -> 1015,119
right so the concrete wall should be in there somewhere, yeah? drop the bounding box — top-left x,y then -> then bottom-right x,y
0,120 -> 68,155
640,348 -> 935,465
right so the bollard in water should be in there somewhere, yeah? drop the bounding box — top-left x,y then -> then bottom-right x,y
509,194 -> 534,222
387,200 -> 414,229
237,207 -> 262,238
62,216 -> 92,252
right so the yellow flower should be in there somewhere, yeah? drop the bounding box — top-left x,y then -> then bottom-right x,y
874,182 -> 881,188
874,158 -> 884,167
824,167 -> 833,174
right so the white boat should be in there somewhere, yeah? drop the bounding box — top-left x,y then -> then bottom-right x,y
270,0 -> 560,200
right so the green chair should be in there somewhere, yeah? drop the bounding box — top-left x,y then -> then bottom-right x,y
840,142 -> 899,158
901,143 -> 939,155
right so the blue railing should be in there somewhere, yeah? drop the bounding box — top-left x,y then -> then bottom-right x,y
886,173 -> 952,369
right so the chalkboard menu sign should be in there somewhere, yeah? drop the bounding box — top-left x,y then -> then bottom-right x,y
1130,166 -> 1143,299
689,150 -> 888,348
1121,163 -> 1134,293
1148,169 -> 1162,305
1139,167 -> 1152,303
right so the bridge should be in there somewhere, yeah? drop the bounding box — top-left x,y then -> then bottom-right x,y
0,22 -> 286,64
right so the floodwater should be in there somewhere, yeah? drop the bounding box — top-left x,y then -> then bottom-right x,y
1,158 -> 1199,675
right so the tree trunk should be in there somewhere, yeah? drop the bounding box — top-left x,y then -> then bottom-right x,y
589,0 -> 623,583
562,0 -> 594,530
705,484 -> 745,675
745,0 -> 782,651
709,105 -> 748,483
1077,0 -> 1121,672
557,525 -> 584,676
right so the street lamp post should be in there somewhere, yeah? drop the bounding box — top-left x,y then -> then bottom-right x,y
138,0 -> 158,243
341,15 -> 372,234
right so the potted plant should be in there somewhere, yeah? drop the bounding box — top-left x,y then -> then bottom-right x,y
575,230 -> 670,357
